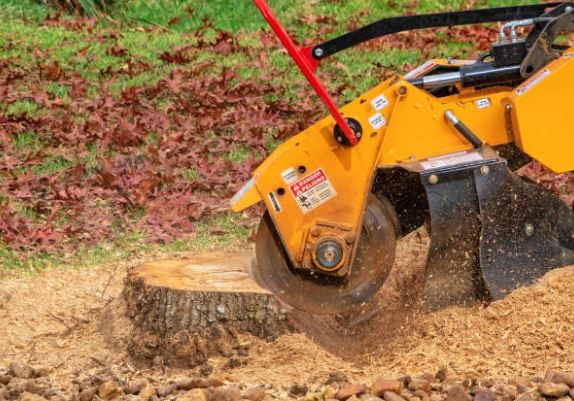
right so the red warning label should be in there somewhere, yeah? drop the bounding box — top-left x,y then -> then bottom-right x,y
289,169 -> 336,213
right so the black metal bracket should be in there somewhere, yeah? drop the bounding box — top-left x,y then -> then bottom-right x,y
311,3 -> 565,60
522,4 -> 574,77
421,157 -> 574,310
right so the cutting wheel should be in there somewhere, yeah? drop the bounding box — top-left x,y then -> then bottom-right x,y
252,193 -> 398,314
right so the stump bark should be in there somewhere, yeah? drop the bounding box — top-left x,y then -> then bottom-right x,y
123,252 -> 294,368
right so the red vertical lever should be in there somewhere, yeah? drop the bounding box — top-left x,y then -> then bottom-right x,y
252,0 -> 358,145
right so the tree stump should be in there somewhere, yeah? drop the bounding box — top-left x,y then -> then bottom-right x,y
123,252 -> 294,368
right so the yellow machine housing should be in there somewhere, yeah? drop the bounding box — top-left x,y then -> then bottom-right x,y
232,51 -> 574,274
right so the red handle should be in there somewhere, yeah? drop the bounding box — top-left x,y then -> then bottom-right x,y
252,0 -> 357,145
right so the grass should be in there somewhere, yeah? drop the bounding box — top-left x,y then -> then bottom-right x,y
0,0 -> 548,274
6,100 -> 40,118
0,212 -> 252,275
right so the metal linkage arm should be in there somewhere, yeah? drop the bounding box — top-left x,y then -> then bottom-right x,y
312,3 -> 564,60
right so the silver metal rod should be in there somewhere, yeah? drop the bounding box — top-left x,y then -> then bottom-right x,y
444,110 -> 459,125
420,72 -> 462,89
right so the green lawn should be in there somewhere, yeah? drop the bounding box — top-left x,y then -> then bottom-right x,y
0,0 -> 540,274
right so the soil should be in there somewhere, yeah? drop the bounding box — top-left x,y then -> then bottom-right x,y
1,231 -> 574,399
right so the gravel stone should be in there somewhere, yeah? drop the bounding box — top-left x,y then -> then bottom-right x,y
18,392 -> 47,401
549,372 -> 574,388
290,383 -> 308,396
178,388 -> 208,401
473,389 -> 498,401
436,368 -> 448,383
306,392 -> 326,401
25,380 -> 52,398
244,385 -> 266,401
516,385 -> 529,394
32,368 -> 49,378
538,383 -> 569,398
360,395 -> 384,401
138,384 -> 157,399
409,380 -> 431,395
212,385 -> 241,401
8,363 -> 35,379
97,381 -> 121,400
414,389 -> 430,401
372,379 -> 405,396
176,378 -> 221,390
481,380 -> 495,389
335,383 -> 367,400
324,386 -> 337,399
124,378 -> 147,395
0,374 -> 11,385
79,387 -> 98,401
383,391 -> 407,401
157,384 -> 176,397
446,385 -> 472,401
515,393 -> 534,401
493,384 -> 517,401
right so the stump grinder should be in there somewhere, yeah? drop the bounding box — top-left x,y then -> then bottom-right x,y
231,0 -> 574,314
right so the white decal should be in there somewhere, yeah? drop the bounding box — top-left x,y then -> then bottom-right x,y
404,60 -> 436,79
516,69 -> 550,96
289,169 -> 336,213
564,52 -> 574,59
369,113 -> 386,130
452,59 -> 477,66
371,94 -> 389,111
421,151 -> 484,170
230,177 -> 255,206
281,167 -> 298,185
476,98 -> 491,109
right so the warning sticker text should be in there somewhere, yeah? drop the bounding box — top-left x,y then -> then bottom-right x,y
289,169 -> 336,213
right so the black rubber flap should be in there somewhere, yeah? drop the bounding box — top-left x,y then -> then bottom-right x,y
422,158 -> 574,310
476,162 -> 574,299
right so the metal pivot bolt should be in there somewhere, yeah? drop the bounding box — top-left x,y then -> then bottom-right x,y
525,223 -> 535,237
313,48 -> 324,58
428,175 -> 439,185
480,166 -> 490,176
315,240 -> 343,270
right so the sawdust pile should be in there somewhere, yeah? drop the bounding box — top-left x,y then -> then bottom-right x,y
0,249 -> 573,388
234,265 -> 574,384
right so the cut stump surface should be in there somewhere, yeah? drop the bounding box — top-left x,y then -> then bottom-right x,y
123,253 -> 294,368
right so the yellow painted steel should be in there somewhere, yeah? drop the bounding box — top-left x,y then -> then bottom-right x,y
232,52 -> 574,269
508,51 -> 574,173
379,85 -> 512,164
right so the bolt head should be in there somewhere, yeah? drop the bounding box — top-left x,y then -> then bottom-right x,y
344,233 -> 355,245
336,136 -> 343,142
310,228 -> 321,237
480,166 -> 490,176
315,240 -> 343,270
428,175 -> 439,185
397,86 -> 408,96
313,48 -> 324,57
525,223 -> 535,237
